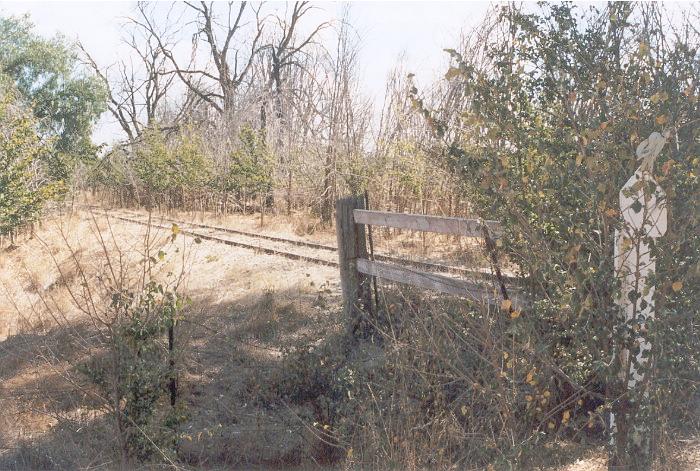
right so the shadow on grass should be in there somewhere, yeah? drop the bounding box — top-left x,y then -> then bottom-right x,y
173,288 -> 343,469
0,284 -> 343,470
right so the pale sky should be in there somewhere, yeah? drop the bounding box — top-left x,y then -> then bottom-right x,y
0,1 -> 492,144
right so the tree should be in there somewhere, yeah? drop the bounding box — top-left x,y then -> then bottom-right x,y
135,1 -> 264,117
79,25 -> 179,142
0,80 -> 61,243
0,14 -> 106,181
222,124 -> 272,210
318,9 -> 370,223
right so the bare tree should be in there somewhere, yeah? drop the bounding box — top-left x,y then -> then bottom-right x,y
256,2 -> 329,209
79,23 -> 177,142
259,2 -> 328,129
135,1 -> 264,116
318,8 -> 370,223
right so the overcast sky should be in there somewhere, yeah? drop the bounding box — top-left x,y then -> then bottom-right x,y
0,1 -> 491,144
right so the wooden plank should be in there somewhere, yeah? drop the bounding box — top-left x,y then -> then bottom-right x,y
357,258 -> 498,303
353,209 -> 502,238
357,259 -> 528,310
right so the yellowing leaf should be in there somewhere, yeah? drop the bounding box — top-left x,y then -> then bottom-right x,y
526,369 -> 535,385
639,42 -> 649,56
526,395 -> 533,402
461,405 -> 468,416
672,281 -> 683,292
565,244 -> 581,264
605,208 -> 618,217
171,223 -> 180,235
656,114 -> 668,125
501,299 -> 512,311
548,421 -> 556,430
621,237 -> 633,252
444,67 -> 462,80
510,310 -> 521,319
649,92 -> 668,104
543,390 -> 551,398
347,448 -> 354,459
562,410 -> 571,423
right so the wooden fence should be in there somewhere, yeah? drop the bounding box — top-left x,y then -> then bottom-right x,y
335,196 -> 525,334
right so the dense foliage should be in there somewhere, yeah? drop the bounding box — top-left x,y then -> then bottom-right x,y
0,83 -> 62,241
416,2 -> 699,466
0,15 -> 106,180
0,14 -> 106,241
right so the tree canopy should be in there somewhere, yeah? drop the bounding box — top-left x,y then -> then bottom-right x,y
0,14 -> 106,180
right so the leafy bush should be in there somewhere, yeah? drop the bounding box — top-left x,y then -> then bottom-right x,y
132,127 -> 211,209
220,125 -> 273,200
409,2 -> 698,467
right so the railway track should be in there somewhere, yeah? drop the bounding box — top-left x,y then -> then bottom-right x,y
89,207 -> 505,282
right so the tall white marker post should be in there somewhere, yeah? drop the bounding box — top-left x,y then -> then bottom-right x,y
610,131 -> 668,469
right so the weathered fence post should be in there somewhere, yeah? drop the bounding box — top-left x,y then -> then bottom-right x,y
335,196 -> 372,337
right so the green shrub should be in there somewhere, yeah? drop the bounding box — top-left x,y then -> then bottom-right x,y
79,280 -> 186,462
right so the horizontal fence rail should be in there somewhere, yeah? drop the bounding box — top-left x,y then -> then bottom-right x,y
357,259 -> 526,309
353,209 -> 503,238
357,259 -> 496,302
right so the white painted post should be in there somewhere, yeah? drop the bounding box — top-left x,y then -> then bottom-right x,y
609,131 -> 669,469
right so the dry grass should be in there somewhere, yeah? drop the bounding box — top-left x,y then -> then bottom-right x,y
0,208 -> 341,469
1,206 -> 696,470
